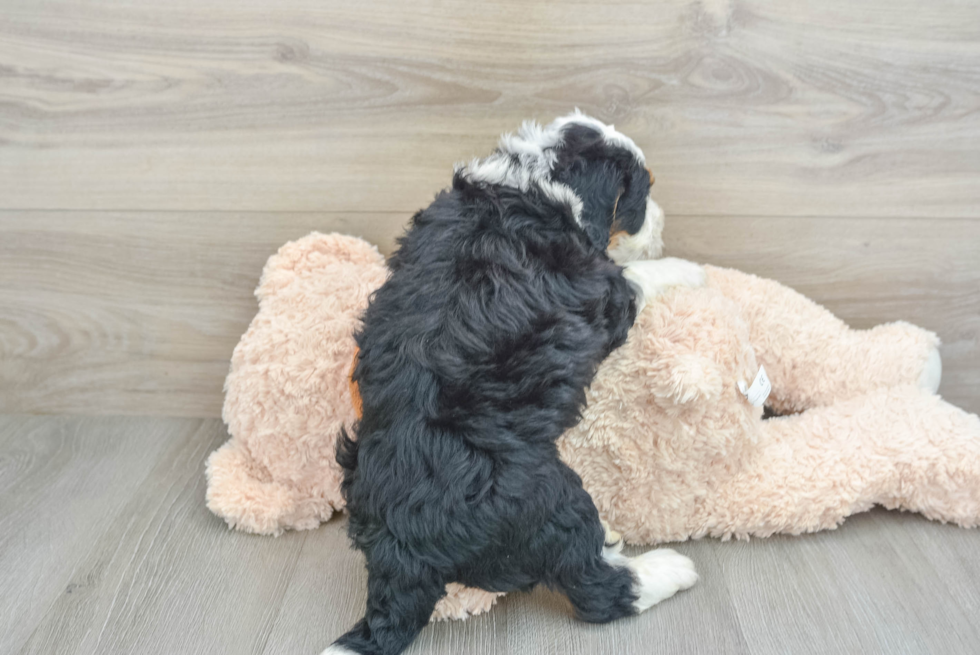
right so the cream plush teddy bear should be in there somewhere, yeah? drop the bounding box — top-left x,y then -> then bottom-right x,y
207,210 -> 980,620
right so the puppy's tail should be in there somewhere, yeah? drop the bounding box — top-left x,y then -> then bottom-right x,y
335,426 -> 359,501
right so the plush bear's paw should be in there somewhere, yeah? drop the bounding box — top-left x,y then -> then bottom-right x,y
621,548 -> 699,612
623,258 -> 706,313
917,347 -> 942,394
431,583 -> 502,621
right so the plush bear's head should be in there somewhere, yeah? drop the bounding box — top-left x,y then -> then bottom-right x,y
559,274 -> 765,544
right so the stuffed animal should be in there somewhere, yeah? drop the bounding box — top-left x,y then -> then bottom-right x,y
206,227 -> 980,621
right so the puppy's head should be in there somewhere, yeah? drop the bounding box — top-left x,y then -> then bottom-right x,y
545,112 -> 663,264
458,110 -> 664,263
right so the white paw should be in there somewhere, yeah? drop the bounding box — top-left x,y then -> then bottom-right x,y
626,548 -> 698,612
917,347 -> 942,394
623,258 -> 706,313
320,644 -> 357,655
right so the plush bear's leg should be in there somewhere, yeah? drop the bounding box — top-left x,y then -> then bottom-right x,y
704,266 -> 941,414
711,386 -> 980,539
430,584 -> 502,622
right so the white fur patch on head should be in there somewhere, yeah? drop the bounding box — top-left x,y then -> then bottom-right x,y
456,110 -> 646,228
602,545 -> 698,612
608,197 -> 665,265
545,108 -> 646,166
455,151 -> 584,225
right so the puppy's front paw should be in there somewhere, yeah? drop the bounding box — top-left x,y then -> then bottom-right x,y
628,548 -> 698,612
623,258 -> 705,312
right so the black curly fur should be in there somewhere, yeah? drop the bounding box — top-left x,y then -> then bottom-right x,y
331,121 -> 653,655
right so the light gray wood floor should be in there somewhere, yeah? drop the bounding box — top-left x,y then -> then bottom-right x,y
2,414 -> 978,655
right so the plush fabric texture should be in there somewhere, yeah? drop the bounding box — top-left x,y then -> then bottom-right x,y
207,233 -> 388,535
560,266 -> 980,545
207,232 -> 980,620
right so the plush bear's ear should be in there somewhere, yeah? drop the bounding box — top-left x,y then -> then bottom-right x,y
645,351 -> 725,406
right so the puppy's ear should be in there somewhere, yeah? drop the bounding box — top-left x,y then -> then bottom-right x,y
551,124 -> 632,248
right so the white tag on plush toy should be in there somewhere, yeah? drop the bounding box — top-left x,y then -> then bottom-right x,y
738,365 -> 771,407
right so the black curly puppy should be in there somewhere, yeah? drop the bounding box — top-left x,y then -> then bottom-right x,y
324,112 -> 702,655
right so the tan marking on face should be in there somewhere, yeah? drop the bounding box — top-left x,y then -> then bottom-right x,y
349,348 -> 363,419
646,168 -> 655,185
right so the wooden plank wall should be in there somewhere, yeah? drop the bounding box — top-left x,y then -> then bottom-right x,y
1,0 -> 978,417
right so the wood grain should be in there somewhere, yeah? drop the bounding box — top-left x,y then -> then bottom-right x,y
13,417 -> 305,655
0,415 -> 205,654
0,211 -> 407,417
713,512 -> 980,654
0,0 -> 978,217
3,415 -> 979,654
2,211 -> 977,417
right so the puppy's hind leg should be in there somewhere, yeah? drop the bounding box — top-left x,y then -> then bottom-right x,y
323,543 -> 446,655
548,477 -> 697,622
599,539 -> 699,613
556,532 -> 698,622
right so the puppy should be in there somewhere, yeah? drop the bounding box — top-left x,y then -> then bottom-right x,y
326,112 -> 702,655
